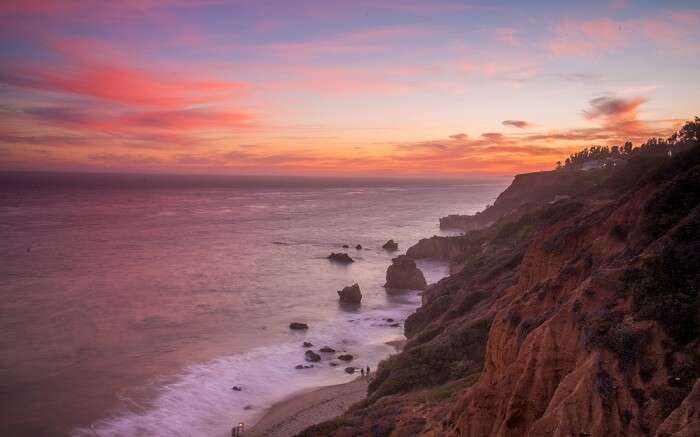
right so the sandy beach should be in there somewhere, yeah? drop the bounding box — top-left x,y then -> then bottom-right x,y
247,376 -> 368,437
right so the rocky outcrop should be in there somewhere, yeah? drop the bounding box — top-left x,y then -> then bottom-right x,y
385,255 -> 427,290
439,168 -> 608,231
305,350 -> 321,362
289,322 -> 308,330
382,239 -> 398,251
406,236 -> 466,261
337,283 -> 362,304
299,134 -> 700,437
328,252 -> 354,263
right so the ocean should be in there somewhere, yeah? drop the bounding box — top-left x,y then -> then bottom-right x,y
0,172 -> 508,436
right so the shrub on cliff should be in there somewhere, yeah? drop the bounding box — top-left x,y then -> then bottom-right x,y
368,318 -> 491,399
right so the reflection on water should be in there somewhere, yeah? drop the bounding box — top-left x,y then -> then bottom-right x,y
0,173 -> 508,436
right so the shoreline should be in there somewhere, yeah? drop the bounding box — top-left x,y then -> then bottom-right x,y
246,377 -> 368,437
246,340 -> 405,436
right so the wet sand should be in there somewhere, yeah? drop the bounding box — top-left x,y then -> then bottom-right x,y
247,376 -> 368,437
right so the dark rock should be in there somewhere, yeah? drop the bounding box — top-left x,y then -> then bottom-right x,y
386,318 -> 395,322
319,346 -> 336,353
356,244 -> 362,250
337,354 -> 354,362
328,252 -> 354,263
232,385 -> 242,391
384,255 -> 427,290
345,367 -> 356,374
244,405 -> 254,410
329,361 -> 339,367
302,341 -> 313,348
337,283 -> 362,304
289,322 -> 309,330
382,239 -> 398,251
390,323 -> 400,327
305,350 -> 321,362
295,364 -> 314,369
342,244 -> 349,248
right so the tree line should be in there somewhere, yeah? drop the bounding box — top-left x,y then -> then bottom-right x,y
556,117 -> 699,170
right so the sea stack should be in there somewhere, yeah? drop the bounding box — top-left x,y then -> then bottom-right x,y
385,255 -> 427,290
328,252 -> 354,263
289,322 -> 309,330
337,283 -> 362,304
382,239 -> 398,251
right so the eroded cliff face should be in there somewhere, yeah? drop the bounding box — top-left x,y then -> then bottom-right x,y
439,169 -> 606,231
296,148 -> 699,437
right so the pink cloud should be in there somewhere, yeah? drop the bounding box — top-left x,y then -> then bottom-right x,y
545,14 -> 700,56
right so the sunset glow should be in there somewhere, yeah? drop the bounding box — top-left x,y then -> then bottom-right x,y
1,0 -> 698,176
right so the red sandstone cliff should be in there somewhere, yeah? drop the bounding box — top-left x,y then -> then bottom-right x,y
297,138 -> 699,437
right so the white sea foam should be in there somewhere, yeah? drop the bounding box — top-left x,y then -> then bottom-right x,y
73,295 -> 425,436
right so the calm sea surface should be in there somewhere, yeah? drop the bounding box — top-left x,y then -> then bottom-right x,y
0,172 -> 508,436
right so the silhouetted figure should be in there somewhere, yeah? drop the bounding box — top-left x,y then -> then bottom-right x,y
366,366 -> 370,377
360,368 -> 364,376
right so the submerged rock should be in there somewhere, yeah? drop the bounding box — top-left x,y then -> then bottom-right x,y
337,283 -> 362,304
232,385 -> 242,391
356,244 -> 362,250
384,255 -> 427,290
305,350 -> 321,362
328,252 -> 354,263
302,341 -> 313,348
295,364 -> 314,369
329,361 -> 339,367
289,322 -> 309,330
342,244 -> 349,248
382,239 -> 398,251
319,346 -> 336,353
345,367 -> 356,374
337,354 -> 354,362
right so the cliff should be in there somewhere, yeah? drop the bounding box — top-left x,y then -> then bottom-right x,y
439,169 -> 607,231
296,142 -> 699,436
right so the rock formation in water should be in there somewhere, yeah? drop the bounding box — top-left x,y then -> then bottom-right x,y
289,322 -> 308,330
305,350 -> 321,362
337,283 -> 362,304
328,252 -> 354,263
298,120 -> 700,437
382,239 -> 398,251
385,255 -> 427,290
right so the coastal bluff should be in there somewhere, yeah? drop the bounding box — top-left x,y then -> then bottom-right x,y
439,168 -> 605,231
296,136 -> 700,436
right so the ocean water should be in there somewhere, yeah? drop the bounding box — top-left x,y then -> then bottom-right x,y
0,172 -> 508,436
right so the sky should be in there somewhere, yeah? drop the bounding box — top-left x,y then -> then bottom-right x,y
1,0 -> 698,177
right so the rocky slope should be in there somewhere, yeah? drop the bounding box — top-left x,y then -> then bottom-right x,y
296,134 -> 699,436
439,168 -> 607,231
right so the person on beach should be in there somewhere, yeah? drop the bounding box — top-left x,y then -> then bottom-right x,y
361,368 -> 365,376
366,366 -> 370,377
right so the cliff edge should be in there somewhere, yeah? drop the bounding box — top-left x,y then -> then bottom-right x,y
296,122 -> 699,437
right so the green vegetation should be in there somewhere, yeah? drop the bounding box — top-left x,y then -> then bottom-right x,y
368,318 -> 491,400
